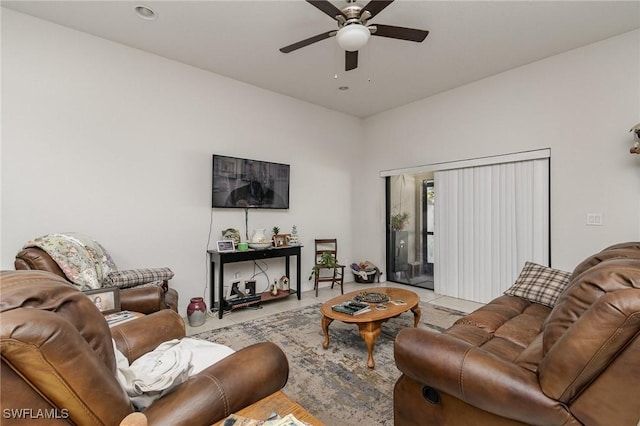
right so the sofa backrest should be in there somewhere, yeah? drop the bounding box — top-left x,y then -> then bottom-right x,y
538,258 -> 640,404
569,246 -> 640,281
14,247 -> 68,279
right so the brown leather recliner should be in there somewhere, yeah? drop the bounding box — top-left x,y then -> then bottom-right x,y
15,246 -> 178,314
0,270 -> 289,426
393,243 -> 640,426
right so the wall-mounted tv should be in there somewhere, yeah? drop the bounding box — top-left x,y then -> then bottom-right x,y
212,155 -> 290,209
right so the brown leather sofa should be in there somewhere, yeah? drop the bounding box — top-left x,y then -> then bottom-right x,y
394,243 -> 640,426
1,270 -> 289,425
15,247 -> 179,314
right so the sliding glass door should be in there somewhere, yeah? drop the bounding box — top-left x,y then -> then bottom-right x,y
385,173 -> 434,290
422,180 -> 435,278
384,150 -> 550,301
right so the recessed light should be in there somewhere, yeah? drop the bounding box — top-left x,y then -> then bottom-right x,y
134,5 -> 158,21
338,86 -> 349,91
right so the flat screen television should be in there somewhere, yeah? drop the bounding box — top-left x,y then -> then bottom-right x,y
212,155 -> 290,209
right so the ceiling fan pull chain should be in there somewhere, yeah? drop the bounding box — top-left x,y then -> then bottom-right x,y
367,44 -> 372,83
333,43 -> 340,80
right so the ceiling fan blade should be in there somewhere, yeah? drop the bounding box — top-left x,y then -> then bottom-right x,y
345,50 -> 358,71
280,30 -> 335,53
371,24 -> 429,42
306,0 -> 345,20
360,0 -> 394,19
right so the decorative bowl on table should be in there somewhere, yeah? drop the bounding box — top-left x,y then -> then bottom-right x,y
249,242 -> 272,250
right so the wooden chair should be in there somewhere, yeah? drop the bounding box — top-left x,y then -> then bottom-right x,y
313,238 -> 345,297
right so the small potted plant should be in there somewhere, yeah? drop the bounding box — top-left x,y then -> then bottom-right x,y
309,251 -> 337,281
272,226 -> 288,247
391,212 -> 410,231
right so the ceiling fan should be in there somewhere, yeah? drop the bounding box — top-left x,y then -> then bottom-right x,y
280,0 -> 429,72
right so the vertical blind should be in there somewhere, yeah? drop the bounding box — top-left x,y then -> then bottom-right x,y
434,158 -> 549,303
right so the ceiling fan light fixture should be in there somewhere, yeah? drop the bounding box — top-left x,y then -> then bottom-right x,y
336,24 -> 370,51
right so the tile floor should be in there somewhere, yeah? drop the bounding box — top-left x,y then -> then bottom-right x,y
186,281 -> 484,336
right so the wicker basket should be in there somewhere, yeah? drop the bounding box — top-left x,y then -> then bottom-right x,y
351,268 -> 378,284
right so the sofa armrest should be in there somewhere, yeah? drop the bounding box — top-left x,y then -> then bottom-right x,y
394,328 -> 572,425
111,310 -> 186,363
1,308 -> 133,425
163,288 -> 179,312
119,286 -> 165,314
142,342 -> 289,426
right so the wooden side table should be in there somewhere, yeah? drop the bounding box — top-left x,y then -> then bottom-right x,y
208,245 -> 303,319
212,391 -> 323,425
320,287 -> 421,369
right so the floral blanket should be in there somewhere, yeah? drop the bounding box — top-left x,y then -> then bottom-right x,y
24,233 -> 117,290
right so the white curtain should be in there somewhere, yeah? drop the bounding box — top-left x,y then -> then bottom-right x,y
434,158 -> 549,303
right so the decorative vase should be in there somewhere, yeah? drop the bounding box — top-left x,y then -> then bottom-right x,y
251,228 -> 268,243
187,297 -> 207,327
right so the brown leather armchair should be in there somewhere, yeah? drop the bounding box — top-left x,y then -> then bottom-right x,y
1,270 -> 289,426
394,244 -> 640,426
15,246 -> 178,314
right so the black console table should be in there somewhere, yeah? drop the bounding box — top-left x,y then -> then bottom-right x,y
207,245 -> 303,319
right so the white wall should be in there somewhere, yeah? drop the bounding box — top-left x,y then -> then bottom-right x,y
3,10 -> 639,313
356,29 -> 640,274
1,9 -> 361,314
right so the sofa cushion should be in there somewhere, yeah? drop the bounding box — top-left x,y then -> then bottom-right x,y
504,262 -> 571,308
449,295 -> 551,363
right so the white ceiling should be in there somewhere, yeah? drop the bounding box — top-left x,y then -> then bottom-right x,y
3,1 -> 640,118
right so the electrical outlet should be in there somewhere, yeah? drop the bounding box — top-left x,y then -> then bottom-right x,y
586,213 -> 603,226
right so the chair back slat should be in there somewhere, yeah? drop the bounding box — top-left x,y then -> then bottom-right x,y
315,239 -> 338,261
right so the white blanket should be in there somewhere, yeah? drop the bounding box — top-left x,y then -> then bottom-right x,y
113,338 -> 235,410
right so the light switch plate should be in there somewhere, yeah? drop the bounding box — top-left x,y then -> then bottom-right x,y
586,213 -> 603,226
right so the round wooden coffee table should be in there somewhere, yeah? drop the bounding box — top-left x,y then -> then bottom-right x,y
320,287 -> 421,369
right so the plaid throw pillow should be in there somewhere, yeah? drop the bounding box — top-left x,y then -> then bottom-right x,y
504,262 -> 571,308
104,267 -> 174,289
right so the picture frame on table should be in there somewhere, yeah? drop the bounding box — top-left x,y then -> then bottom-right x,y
217,240 -> 236,253
84,287 -> 120,314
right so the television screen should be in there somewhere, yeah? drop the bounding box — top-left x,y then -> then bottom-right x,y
212,155 -> 290,209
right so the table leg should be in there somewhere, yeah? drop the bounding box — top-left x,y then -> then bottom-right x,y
410,305 -> 422,327
210,258 -> 216,314
321,315 -> 333,349
295,250 -> 301,300
218,262 -> 225,319
285,255 -> 290,285
357,321 -> 383,369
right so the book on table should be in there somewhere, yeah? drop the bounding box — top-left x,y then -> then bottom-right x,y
331,300 -> 371,315
105,310 -> 136,325
221,413 -> 307,426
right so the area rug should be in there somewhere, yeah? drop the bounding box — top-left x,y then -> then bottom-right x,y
193,302 -> 466,426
